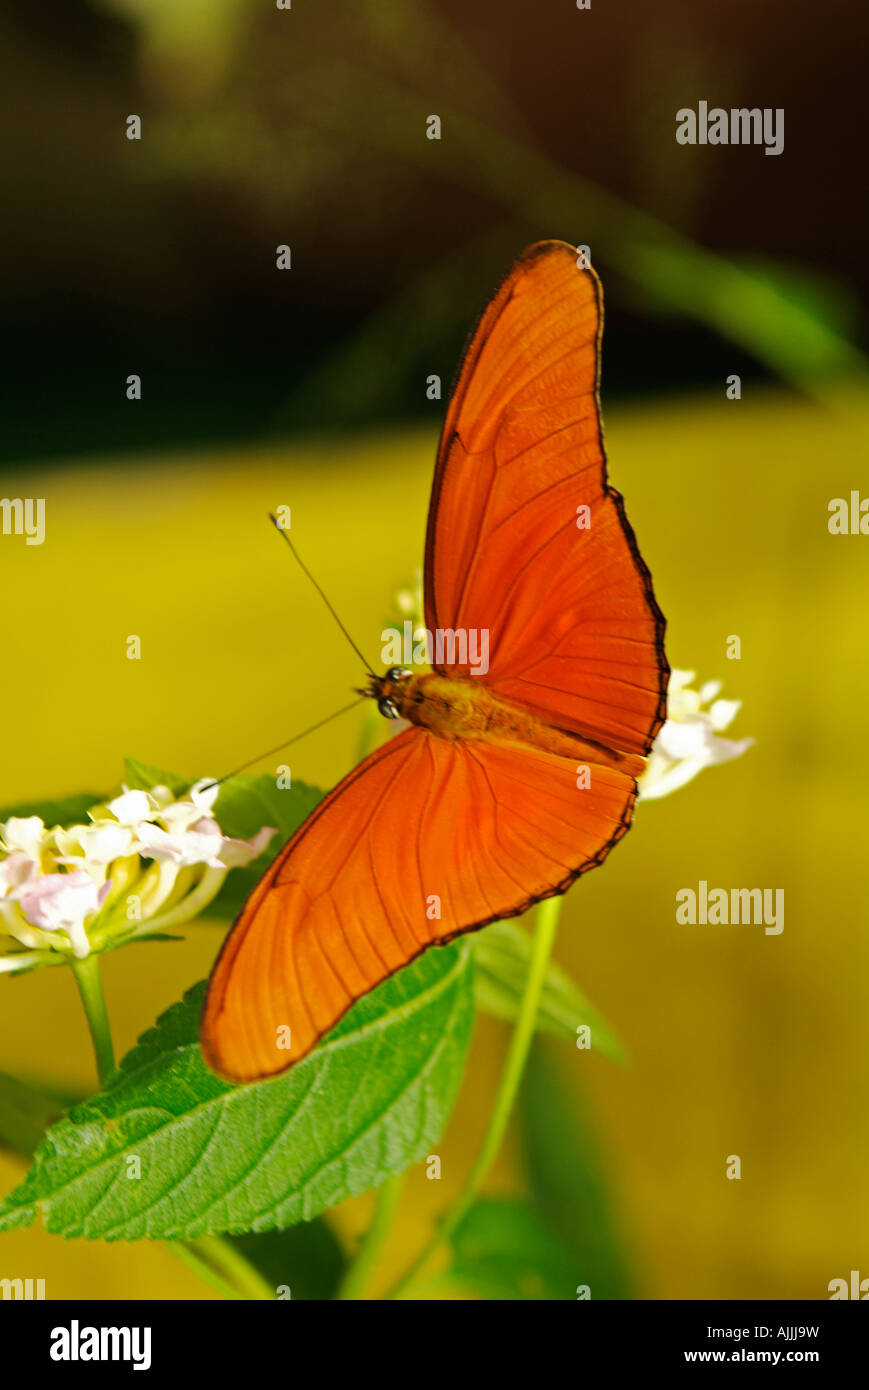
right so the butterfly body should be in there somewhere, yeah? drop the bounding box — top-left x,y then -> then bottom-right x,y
369,667 -> 646,776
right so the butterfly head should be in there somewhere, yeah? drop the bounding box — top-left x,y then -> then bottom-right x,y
364,666 -> 414,720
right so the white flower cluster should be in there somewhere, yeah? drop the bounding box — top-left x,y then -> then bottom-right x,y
639,669 -> 753,801
0,780 -> 275,972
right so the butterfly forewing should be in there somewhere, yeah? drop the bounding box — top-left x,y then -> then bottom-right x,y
425,240 -> 667,754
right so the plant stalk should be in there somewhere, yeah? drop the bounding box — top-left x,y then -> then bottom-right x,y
385,894 -> 562,1299
70,953 -> 116,1088
336,1173 -> 406,1300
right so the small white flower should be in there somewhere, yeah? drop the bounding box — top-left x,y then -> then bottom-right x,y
0,816 -> 47,860
104,788 -> 157,826
136,816 -> 274,869
639,669 -> 753,801
11,871 -> 111,959
153,778 -> 220,836
55,821 -> 137,866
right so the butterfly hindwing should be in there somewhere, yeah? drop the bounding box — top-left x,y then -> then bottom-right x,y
201,727 -> 636,1081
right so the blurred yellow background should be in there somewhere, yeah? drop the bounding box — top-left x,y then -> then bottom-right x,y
3,0 -> 868,1302
2,380 -> 867,1297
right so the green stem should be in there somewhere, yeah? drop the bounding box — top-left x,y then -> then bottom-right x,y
174,1236 -> 274,1301
70,954 -> 116,1088
170,1241 -> 244,1300
386,895 -> 562,1299
69,955 -> 271,1301
336,1173 -> 406,1300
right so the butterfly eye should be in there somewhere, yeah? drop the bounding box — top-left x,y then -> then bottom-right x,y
386,666 -> 412,683
378,697 -> 401,720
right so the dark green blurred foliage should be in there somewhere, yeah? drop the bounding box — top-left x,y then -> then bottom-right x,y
1,0 -> 866,462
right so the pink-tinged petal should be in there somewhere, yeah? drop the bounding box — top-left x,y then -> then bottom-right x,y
0,852 -> 38,894
190,818 -> 223,840
217,826 -> 277,868
12,870 -> 102,934
248,826 -> 277,856
137,819 -> 226,868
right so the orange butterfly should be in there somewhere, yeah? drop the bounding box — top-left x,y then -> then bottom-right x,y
201,240 -> 668,1082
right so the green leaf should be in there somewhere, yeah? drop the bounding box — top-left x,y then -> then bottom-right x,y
520,1045 -> 634,1299
228,1221 -> 345,1300
473,921 -> 627,1062
0,1074 -> 68,1158
123,758 -> 190,799
0,793 -> 105,828
0,943 -> 475,1240
123,757 -> 324,920
447,1197 -> 579,1300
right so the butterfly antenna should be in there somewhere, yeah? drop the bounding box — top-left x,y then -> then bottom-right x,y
268,513 -> 377,677
200,696 -> 367,792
